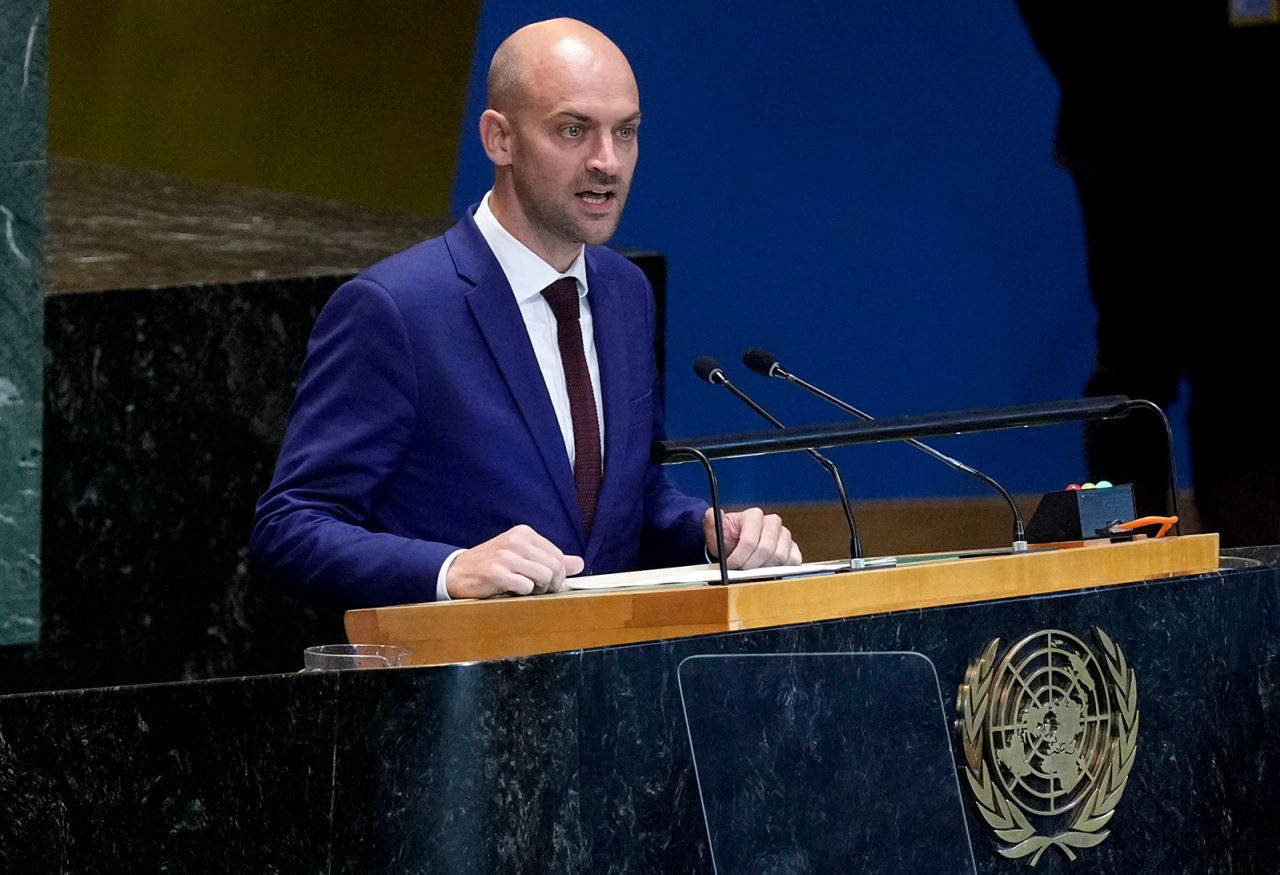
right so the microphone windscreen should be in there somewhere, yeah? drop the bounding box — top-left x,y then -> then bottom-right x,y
692,356 -> 724,383
742,347 -> 779,376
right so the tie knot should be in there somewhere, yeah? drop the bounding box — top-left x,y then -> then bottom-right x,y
541,278 -> 581,323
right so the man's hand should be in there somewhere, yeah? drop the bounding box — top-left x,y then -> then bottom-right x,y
446,525 -> 584,599
702,507 -> 802,570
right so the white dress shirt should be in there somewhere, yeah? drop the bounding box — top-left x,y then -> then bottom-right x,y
435,192 -> 605,599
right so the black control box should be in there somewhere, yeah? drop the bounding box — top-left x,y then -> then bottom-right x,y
1025,485 -> 1136,543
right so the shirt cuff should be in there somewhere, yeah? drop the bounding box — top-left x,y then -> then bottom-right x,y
435,549 -> 465,601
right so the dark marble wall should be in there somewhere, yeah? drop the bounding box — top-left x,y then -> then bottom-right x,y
2,564 -> 1279,873
39,277 -> 351,686
0,0 -> 45,646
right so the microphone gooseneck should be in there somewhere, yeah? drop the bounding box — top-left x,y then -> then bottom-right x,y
742,348 -> 1028,552
693,356 -> 865,565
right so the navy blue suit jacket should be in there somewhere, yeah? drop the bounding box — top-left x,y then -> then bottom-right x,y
251,209 -> 708,609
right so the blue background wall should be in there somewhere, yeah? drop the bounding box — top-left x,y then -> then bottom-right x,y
453,2 -> 1191,504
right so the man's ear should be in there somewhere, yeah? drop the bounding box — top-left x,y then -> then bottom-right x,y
480,109 -> 513,167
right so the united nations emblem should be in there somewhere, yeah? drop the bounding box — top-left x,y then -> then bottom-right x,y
956,628 -> 1139,865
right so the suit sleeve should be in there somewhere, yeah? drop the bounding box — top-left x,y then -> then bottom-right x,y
251,278 -> 455,609
636,275 -> 710,568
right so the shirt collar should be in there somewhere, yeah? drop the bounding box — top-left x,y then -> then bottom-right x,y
474,191 -> 588,304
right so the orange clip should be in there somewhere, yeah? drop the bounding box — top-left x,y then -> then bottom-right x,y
1112,515 -> 1178,539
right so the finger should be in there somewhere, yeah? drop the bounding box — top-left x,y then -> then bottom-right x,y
506,524 -> 564,559
771,526 -> 795,566
496,569 -> 536,596
545,553 -> 585,594
540,542 -> 581,589
721,508 -> 744,544
547,562 -> 566,593
550,557 -> 588,591
500,550 -> 558,595
702,508 -> 730,558
788,540 -> 803,565
726,508 -> 764,568
546,552 -> 570,593
742,513 -> 784,569
513,539 -> 569,574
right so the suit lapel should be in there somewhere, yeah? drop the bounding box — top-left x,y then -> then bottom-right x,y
584,258 -> 634,563
448,217 -> 585,548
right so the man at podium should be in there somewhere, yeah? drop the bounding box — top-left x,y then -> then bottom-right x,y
251,18 -> 801,610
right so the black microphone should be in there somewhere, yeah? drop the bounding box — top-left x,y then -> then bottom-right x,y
692,356 -> 866,567
742,348 -> 1028,552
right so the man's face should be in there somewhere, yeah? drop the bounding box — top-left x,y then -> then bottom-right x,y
501,42 -> 640,260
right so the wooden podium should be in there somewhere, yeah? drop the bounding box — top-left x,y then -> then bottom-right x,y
345,534 -> 1219,667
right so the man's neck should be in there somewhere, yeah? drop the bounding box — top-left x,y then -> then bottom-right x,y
487,190 -> 580,273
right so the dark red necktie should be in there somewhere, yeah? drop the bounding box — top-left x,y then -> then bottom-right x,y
542,278 -> 602,534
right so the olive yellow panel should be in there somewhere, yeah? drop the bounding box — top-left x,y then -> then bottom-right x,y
49,0 -> 480,214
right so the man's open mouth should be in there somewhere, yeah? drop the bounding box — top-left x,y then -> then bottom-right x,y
578,191 -> 614,205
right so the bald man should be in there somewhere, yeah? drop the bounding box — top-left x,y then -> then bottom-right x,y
252,19 -> 800,609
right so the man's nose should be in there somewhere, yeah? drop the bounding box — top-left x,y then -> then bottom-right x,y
585,133 -> 621,177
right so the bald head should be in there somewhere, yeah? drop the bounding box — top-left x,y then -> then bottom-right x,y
478,18 -> 642,270
486,18 -> 636,115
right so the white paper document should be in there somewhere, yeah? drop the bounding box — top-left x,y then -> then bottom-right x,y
565,557 -> 897,591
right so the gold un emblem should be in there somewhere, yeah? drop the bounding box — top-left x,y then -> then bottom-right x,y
956,628 -> 1139,866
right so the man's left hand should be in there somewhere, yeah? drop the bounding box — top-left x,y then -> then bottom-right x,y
702,507 -> 802,569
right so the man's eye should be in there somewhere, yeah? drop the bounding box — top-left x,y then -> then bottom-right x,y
617,127 -> 636,140
564,125 -> 584,138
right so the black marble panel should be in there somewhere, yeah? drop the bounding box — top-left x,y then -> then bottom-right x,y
574,638 -> 719,874
36,277 -> 349,691
0,672 -> 339,873
329,657 -> 583,873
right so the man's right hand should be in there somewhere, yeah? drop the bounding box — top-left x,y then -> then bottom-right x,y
445,525 -> 584,599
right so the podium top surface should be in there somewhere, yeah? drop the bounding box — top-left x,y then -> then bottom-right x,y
345,533 -> 1220,667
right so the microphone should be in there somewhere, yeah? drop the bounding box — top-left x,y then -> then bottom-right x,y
692,356 -> 866,567
742,348 -> 1028,552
